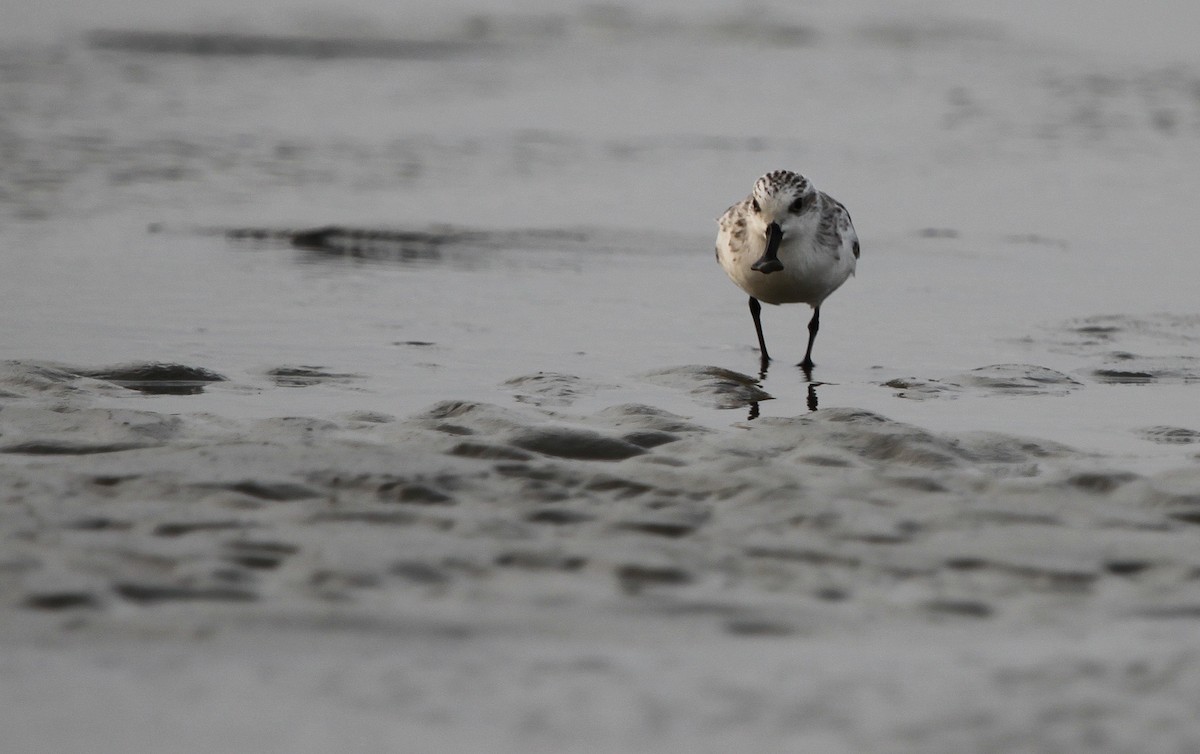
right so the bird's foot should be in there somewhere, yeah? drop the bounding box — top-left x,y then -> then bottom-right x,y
751,257 -> 784,274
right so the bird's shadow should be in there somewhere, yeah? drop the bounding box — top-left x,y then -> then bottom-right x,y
747,358 -> 822,420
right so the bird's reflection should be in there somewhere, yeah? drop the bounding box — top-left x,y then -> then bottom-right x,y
747,359 -> 822,420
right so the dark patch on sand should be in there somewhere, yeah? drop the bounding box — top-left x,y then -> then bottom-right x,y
1105,560 -> 1153,577
153,520 -> 252,537
308,510 -> 422,527
225,225 -> 600,267
87,30 -> 487,60
615,564 -> 694,594
923,599 -> 994,618
723,618 -> 799,637
1138,426 -> 1200,445
76,363 -> 226,395
379,483 -> 454,505
448,442 -> 534,461
223,541 -> 299,570
1,440 -> 155,455
24,592 -> 102,611
114,583 -> 258,604
267,366 -> 363,387
884,364 -> 1081,400
620,430 -> 680,449
495,550 -> 587,571
63,517 -> 132,531
526,508 -> 595,525
503,372 -> 615,407
1087,357 -> 1200,385
1048,315 -> 1200,385
199,480 -> 321,502
508,427 -> 645,461
616,519 -> 701,538
389,561 -> 452,586
1065,471 -> 1140,494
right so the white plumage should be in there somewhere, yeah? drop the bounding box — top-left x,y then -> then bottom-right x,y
716,170 -> 859,370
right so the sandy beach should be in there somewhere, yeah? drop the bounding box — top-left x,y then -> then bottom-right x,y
3,2 -> 1200,751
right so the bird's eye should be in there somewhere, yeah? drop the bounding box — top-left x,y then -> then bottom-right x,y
789,198 -> 805,214
751,199 -> 761,213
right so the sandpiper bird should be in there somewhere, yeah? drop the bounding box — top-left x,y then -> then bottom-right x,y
716,170 -> 859,370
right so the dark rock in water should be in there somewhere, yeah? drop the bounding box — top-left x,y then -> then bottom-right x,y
1092,369 -> 1156,384
641,365 -> 771,409
267,365 -> 362,387
509,427 -> 645,461
76,363 -> 226,395
1,440 -> 154,455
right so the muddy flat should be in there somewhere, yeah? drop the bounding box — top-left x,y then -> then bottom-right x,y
3,3 -> 1200,752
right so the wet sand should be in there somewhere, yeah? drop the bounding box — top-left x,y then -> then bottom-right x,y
4,360 -> 1200,752
3,2 -> 1200,752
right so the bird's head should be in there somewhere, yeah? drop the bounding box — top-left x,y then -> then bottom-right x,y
748,170 -> 817,236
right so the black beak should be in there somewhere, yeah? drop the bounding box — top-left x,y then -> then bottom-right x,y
751,221 -> 785,274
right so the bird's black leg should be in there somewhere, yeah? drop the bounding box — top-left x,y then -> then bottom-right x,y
749,296 -> 770,367
799,306 -> 820,371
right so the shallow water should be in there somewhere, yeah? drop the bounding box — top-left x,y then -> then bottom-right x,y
4,4 -> 1200,751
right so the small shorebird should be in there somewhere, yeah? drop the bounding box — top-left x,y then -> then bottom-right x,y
716,170 -> 859,371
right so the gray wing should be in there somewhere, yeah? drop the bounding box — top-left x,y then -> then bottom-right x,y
817,192 -> 859,259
